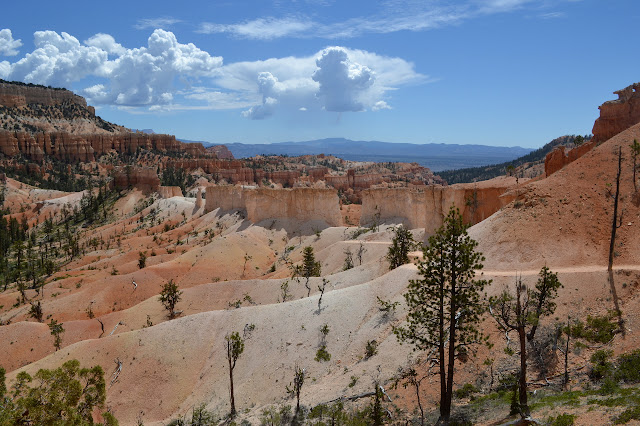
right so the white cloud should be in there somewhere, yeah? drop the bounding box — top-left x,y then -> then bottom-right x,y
197,0 -> 571,40
0,61 -> 10,79
134,17 -> 182,30
228,46 -> 421,119
0,29 -> 422,117
312,47 -> 374,112
2,29 -> 223,107
84,33 -> 126,56
372,101 -> 391,111
0,29 -> 22,56
198,17 -> 314,40
7,31 -> 107,86
92,29 -> 223,106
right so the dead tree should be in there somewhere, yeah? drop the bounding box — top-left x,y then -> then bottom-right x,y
607,146 -> 624,332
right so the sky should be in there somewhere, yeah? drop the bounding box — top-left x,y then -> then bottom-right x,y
0,0 -> 638,148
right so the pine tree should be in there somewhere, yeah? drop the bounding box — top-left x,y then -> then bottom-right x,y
395,206 -> 489,424
386,225 -> 417,270
299,246 -> 321,297
226,331 -> 245,418
159,279 -> 182,319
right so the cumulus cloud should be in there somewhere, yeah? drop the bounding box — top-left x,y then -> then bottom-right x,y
312,47 -> 374,112
229,46 -> 421,119
7,31 -> 107,86
0,61 -> 9,79
0,28 -> 422,116
0,29 -> 22,56
84,33 -> 126,56
2,29 -> 223,106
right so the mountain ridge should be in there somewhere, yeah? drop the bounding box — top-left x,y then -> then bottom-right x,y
185,138 -> 533,172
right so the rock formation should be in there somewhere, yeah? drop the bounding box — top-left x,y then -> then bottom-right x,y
360,179 -> 518,235
592,82 -> 640,142
0,131 -> 207,163
158,186 -> 183,198
0,80 -> 88,108
204,186 -> 342,226
206,145 -> 234,160
113,166 -> 160,192
544,140 -> 597,177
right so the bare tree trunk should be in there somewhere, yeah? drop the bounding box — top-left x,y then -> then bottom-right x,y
518,326 -> 529,417
608,147 -> 624,334
228,348 -> 236,417
564,322 -> 570,389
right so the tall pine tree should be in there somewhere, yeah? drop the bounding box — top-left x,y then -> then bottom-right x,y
395,206 -> 489,424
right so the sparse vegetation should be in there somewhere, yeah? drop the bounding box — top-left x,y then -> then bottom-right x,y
159,279 -> 182,319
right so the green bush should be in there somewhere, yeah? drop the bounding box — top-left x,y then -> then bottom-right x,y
454,383 -> 479,400
315,345 -> 331,362
615,349 -> 640,383
547,413 -> 576,426
569,312 -> 618,344
589,349 -> 614,381
614,405 -> 640,424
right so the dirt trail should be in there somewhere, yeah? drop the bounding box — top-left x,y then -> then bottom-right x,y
401,263 -> 640,276
481,264 -> 640,276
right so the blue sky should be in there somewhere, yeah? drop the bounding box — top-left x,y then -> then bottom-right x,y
0,0 -> 638,148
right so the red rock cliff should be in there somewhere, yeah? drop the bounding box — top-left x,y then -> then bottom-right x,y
592,82 -> 640,143
0,81 -> 88,108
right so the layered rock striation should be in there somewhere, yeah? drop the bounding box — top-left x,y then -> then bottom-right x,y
0,131 -> 207,163
0,80 -> 88,109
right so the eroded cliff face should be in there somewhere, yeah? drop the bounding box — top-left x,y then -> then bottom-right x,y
113,166 -> 160,192
0,131 -> 207,163
592,82 -> 640,143
158,186 -> 183,198
0,81 -> 87,108
544,140 -> 597,177
204,186 -> 342,226
360,179 -> 517,235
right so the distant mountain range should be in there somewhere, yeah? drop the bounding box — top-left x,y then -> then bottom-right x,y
183,138 -> 533,172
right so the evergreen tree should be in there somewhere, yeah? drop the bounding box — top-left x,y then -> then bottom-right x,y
226,331 -> 245,418
386,225 -> 418,270
395,206 -> 489,424
159,279 -> 182,319
299,246 -> 321,297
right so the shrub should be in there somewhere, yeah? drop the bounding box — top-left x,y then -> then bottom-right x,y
454,383 -> 479,400
569,312 -> 618,344
547,413 -> 576,426
615,349 -> 640,383
365,340 -> 378,359
589,349 -> 614,381
315,345 -> 331,362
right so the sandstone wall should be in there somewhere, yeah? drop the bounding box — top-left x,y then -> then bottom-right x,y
205,186 -> 341,226
544,140 -> 597,177
593,82 -> 640,142
158,186 -> 183,198
361,182 -> 516,235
